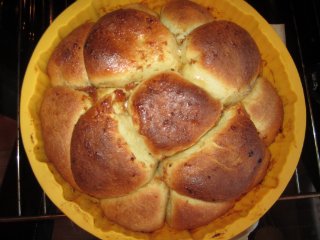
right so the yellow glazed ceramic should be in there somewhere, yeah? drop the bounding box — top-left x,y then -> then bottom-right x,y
20,0 -> 306,239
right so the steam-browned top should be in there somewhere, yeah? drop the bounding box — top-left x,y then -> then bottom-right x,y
161,0 -> 213,31
129,72 -> 222,158
39,86 -> 92,190
83,8 -> 176,86
71,96 -> 152,198
166,105 -> 268,201
47,22 -> 94,87
187,20 -> 261,89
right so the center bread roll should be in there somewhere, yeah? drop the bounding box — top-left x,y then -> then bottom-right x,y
128,72 -> 222,159
40,0 -> 284,234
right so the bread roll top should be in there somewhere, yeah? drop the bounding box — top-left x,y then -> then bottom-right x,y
163,104 -> 269,201
39,86 -> 92,190
243,77 -> 284,145
182,20 -> 261,105
47,22 -> 94,88
100,178 -> 168,232
71,94 -> 155,198
166,190 -> 234,230
129,72 -> 222,159
84,8 -> 179,88
160,0 -> 213,42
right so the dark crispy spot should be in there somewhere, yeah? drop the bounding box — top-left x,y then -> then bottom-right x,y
248,150 -> 254,157
211,233 -> 222,238
186,187 -> 193,194
78,86 -> 97,102
114,89 -> 126,102
189,59 -> 196,64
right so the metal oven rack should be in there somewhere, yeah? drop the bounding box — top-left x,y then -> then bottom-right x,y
0,0 -> 319,238
0,0 -> 76,224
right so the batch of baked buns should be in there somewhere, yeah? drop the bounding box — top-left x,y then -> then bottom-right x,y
39,0 -> 284,233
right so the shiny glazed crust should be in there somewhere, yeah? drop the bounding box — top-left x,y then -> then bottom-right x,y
182,20 -> 261,104
71,96 -> 155,198
40,0 -> 284,233
163,104 -> 270,202
129,72 -> 222,159
83,8 -> 179,87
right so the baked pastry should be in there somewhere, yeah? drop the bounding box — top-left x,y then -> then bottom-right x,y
83,8 -> 179,87
47,22 -> 94,88
181,20 -> 261,105
40,0 -> 284,233
243,77 -> 284,146
160,0 -> 214,42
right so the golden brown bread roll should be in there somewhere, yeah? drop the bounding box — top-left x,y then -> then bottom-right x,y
83,8 -> 179,88
47,22 -> 94,88
242,77 -> 284,145
163,104 -> 270,201
39,86 -> 92,190
166,190 -> 234,230
71,93 -> 156,198
40,1 -> 283,233
160,0 -> 214,43
181,20 -> 261,105
129,72 -> 222,159
100,178 -> 168,232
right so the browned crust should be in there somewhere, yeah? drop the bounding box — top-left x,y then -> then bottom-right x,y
161,0 -> 213,31
242,77 -> 284,145
187,20 -> 261,89
167,191 -> 234,230
249,149 -> 271,188
39,87 -> 92,190
83,8 -> 172,85
47,22 -> 94,87
129,72 -> 222,158
71,96 -> 152,198
166,104 -> 269,201
101,180 -> 168,232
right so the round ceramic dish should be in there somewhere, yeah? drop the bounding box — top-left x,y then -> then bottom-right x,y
20,0 -> 306,239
